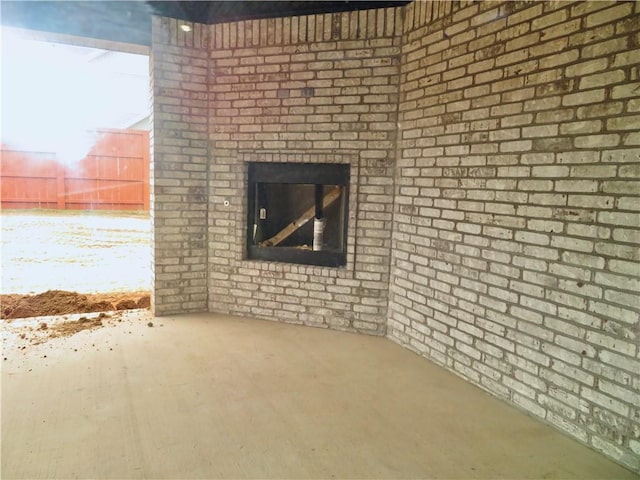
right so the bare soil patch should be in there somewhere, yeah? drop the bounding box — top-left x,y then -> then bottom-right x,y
1,290 -> 150,320
1,210 -> 150,294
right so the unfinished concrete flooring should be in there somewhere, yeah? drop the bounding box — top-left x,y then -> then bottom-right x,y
1,312 -> 635,479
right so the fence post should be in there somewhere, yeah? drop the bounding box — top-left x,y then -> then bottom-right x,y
56,162 -> 66,209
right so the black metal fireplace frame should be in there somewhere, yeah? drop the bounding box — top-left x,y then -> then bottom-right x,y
246,162 -> 350,267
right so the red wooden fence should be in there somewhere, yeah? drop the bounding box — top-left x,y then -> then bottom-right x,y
0,129 -> 149,210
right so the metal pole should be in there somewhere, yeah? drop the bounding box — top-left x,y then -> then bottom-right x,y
315,184 -> 323,219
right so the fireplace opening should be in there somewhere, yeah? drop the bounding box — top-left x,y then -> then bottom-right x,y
247,162 -> 349,267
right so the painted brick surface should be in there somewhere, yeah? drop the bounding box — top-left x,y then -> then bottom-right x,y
151,17 -> 209,315
389,0 -> 640,472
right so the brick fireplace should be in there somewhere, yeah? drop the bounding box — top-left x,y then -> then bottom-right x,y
206,149 -> 391,334
179,9 -> 404,335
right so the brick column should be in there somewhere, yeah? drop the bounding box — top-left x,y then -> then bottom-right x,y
151,17 -> 209,315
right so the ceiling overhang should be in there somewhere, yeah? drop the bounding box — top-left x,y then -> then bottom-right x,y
1,1 -> 410,46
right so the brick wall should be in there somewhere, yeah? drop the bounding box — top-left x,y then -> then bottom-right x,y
151,17 -> 210,315
205,8 -> 403,334
389,0 -> 640,471
151,1 -> 640,471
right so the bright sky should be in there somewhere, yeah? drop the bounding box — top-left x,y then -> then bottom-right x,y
1,28 -> 149,163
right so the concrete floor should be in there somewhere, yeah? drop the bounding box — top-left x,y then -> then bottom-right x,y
1,312 -> 636,479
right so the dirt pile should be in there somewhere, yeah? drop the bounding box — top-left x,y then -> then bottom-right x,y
48,314 -> 105,337
1,290 -> 150,320
28,313 -> 108,345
